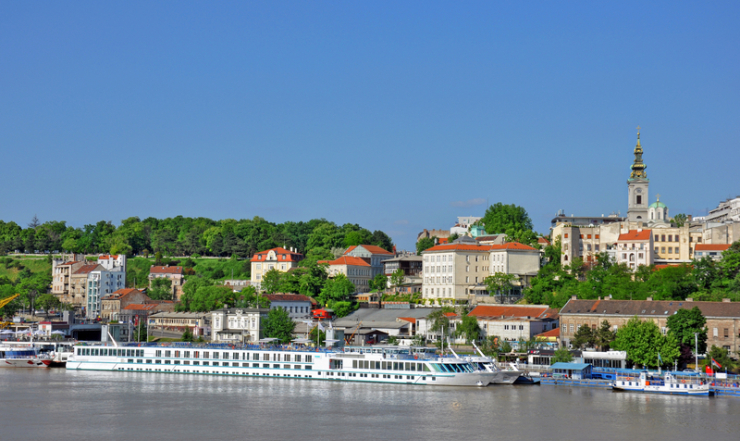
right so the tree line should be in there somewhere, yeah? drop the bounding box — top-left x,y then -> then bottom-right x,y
526,240 -> 740,308
0,216 -> 394,258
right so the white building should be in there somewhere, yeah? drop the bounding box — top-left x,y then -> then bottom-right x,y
421,238 -> 541,304
615,229 -> 654,269
465,305 -> 559,344
263,294 -> 313,320
85,267 -> 126,319
343,245 -> 394,278
211,308 -> 269,343
319,256 -> 372,293
250,247 -> 304,291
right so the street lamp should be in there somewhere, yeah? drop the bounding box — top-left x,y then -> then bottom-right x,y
28,290 -> 37,321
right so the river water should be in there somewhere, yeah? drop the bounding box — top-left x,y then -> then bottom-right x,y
1,369 -> 738,441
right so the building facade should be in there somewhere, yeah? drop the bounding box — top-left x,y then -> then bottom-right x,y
101,288 -> 151,321
210,308 -> 269,343
465,304 -> 559,343
148,266 -> 185,300
250,247 -> 304,290
263,294 -> 313,320
343,245 -> 394,278
148,312 -> 210,337
615,229 -> 654,269
694,244 -> 732,260
560,298 -> 740,354
320,256 -> 372,292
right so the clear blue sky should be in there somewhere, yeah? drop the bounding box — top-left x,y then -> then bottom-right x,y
1,1 -> 738,251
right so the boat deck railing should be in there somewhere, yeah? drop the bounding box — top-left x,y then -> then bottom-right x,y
74,341 -> 338,353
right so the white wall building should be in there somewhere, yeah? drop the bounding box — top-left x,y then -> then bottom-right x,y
615,229 -> 654,269
211,308 -> 269,343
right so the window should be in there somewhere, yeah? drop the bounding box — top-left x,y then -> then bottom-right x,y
587,234 -> 592,239
564,234 -> 569,238
636,195 -> 642,204
713,328 -> 718,337
661,247 -> 666,254
595,234 -> 600,239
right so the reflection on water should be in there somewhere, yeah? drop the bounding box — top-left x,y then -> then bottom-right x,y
1,369 -> 738,441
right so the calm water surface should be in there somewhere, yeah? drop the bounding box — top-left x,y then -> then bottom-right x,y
1,369 -> 738,441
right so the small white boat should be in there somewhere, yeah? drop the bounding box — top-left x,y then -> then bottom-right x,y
612,371 -> 713,396
0,345 -> 51,368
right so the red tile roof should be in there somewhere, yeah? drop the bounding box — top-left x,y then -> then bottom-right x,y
263,294 -> 312,302
344,245 -> 393,255
98,255 -> 119,260
123,304 -> 158,311
536,327 -> 560,338
618,229 -> 652,241
250,247 -> 304,262
102,288 -> 143,300
425,244 -> 492,252
538,237 -> 551,246
437,238 -> 449,244
468,305 -> 551,319
73,264 -> 101,275
490,242 -> 537,251
443,312 -> 457,317
61,261 -> 78,266
695,244 -> 731,252
398,317 -> 417,323
150,266 -> 183,274
323,256 -> 371,267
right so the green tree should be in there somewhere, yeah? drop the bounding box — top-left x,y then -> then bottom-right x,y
416,237 -> 435,256
485,272 -> 516,300
595,320 -> 616,351
318,274 -> 355,305
611,317 -> 681,368
672,213 -> 688,228
390,269 -> 405,292
667,307 -> 707,353
456,315 -> 481,344
309,326 -> 326,346
181,327 -> 194,342
448,233 -> 460,242
263,307 -> 296,343
551,347 -> 574,364
35,293 -> 61,312
571,324 -> 595,349
702,345 -> 737,373
480,203 -> 536,246
327,300 -> 355,318
261,269 -> 284,294
148,278 -> 174,300
369,273 -> 388,291
427,307 -> 455,334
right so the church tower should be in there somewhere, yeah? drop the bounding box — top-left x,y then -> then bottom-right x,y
627,127 -> 649,222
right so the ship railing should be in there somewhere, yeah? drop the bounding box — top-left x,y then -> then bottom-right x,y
73,341 -> 338,353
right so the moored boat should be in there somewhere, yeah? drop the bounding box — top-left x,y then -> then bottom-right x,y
0,345 -> 51,368
612,371 -> 713,396
67,342 -> 494,387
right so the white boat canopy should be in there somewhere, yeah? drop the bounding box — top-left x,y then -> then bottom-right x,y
258,338 -> 279,343
292,338 -> 312,343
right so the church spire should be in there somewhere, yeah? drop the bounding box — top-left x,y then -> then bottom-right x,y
630,126 -> 647,180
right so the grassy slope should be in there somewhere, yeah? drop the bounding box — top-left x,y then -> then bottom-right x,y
0,257 -> 52,282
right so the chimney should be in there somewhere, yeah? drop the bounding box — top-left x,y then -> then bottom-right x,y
722,298 -> 731,303
571,295 -> 577,300
686,298 -> 693,302
646,297 -> 652,301
608,294 -> 613,299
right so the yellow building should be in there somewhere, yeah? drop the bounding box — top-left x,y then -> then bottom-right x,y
250,247 -> 304,290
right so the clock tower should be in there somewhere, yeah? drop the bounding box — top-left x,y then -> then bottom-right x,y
627,127 -> 649,222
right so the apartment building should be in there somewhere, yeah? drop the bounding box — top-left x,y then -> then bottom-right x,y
250,247 -> 304,290
319,256 -> 372,293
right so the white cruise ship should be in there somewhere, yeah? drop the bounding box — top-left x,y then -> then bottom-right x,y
66,343 -> 494,387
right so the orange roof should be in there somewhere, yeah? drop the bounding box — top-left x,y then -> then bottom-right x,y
695,244 -> 731,252
150,266 -> 183,274
424,244 -> 492,252
398,317 -> 417,323
123,304 -> 158,311
538,237 -> 551,246
536,327 -> 560,338
102,288 -> 143,300
98,255 -> 119,260
468,305 -> 551,319
323,256 -> 371,267
618,229 -> 652,241
490,242 -> 537,251
443,312 -> 457,317
250,247 -> 304,262
344,245 -> 393,255
263,294 -> 312,302
73,264 -> 101,275
437,238 -> 449,244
